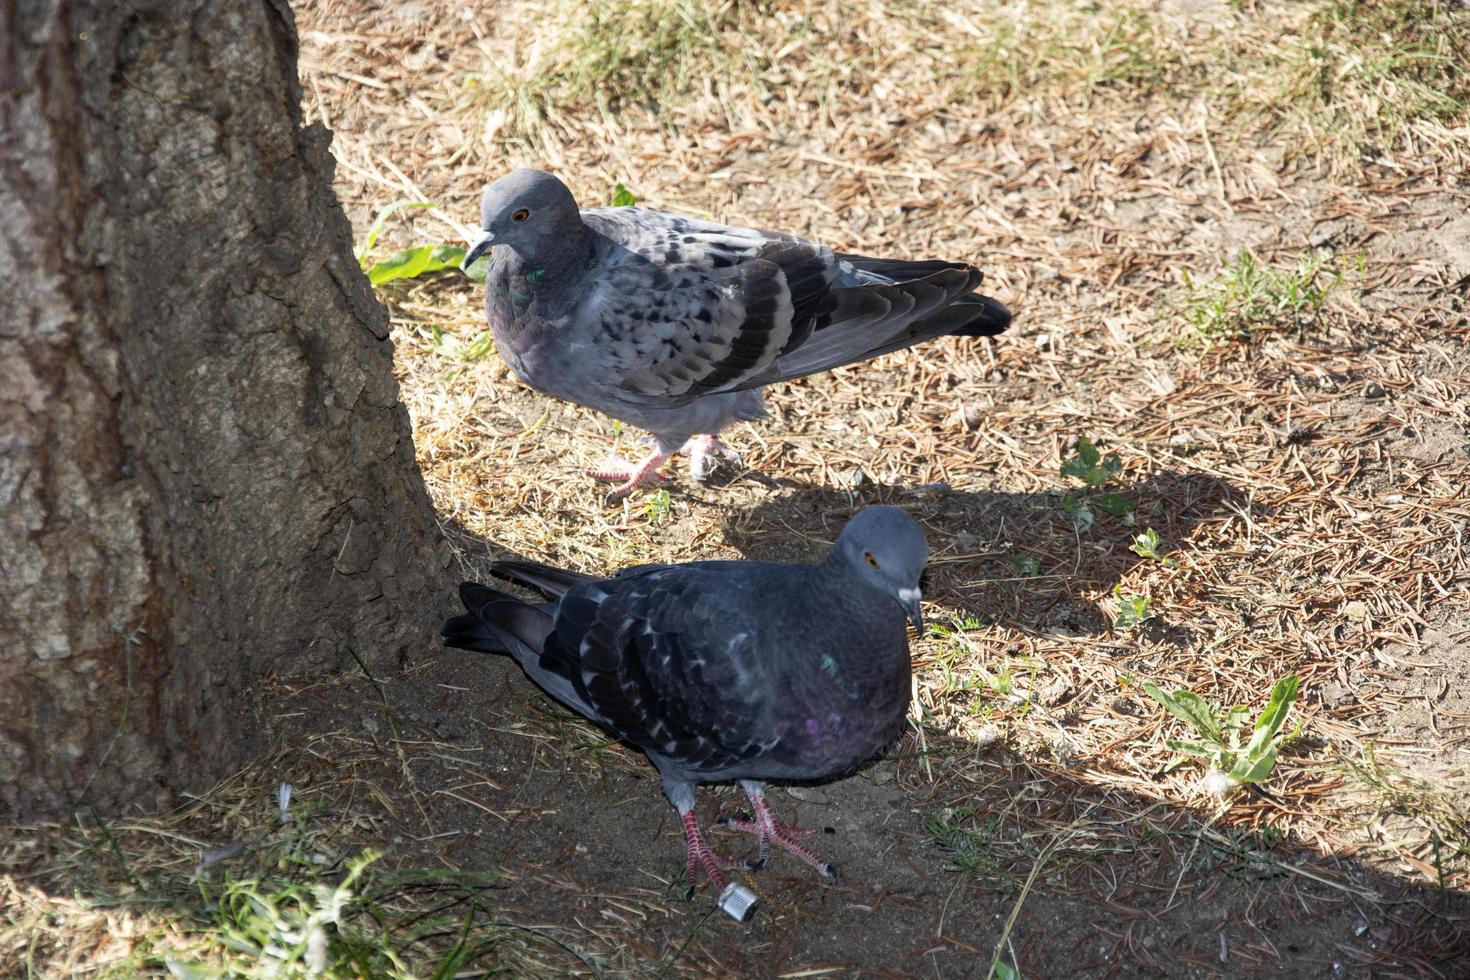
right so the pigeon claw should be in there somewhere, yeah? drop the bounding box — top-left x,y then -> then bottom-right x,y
586,451 -> 673,504
682,434 -> 743,483
726,786 -> 842,884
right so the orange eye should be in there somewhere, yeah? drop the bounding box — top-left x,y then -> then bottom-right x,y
512,208 -> 530,222
865,551 -> 879,568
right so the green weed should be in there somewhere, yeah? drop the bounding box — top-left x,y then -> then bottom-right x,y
643,488 -> 672,525
922,806 -> 1007,879
1130,528 -> 1179,568
1180,250 -> 1344,348
430,325 -> 496,363
1008,554 -> 1040,577
1060,436 -> 1135,531
1112,586 -> 1153,630
1142,674 -> 1301,787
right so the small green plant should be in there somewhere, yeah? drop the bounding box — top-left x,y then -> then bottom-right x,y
1061,435 -> 1121,488
1129,528 -> 1179,568
1060,436 -> 1135,530
643,488 -> 672,524
1180,250 -> 1343,348
611,182 -> 637,206
430,325 -> 496,363
1141,674 -> 1301,787
1008,554 -> 1040,576
1112,586 -> 1153,629
199,850 -> 385,977
354,199 -> 493,287
922,806 -> 1005,878
366,244 -> 470,286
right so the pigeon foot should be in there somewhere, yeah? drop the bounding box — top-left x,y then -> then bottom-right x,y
722,782 -> 840,884
682,435 -> 743,483
585,452 -> 672,504
679,809 -> 747,898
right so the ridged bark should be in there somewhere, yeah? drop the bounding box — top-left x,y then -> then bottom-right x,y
0,0 -> 448,818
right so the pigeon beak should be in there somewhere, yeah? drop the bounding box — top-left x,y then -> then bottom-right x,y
898,586 -> 924,635
462,231 -> 494,270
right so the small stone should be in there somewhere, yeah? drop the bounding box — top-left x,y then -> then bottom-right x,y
842,467 -> 866,489
1363,381 -> 1386,400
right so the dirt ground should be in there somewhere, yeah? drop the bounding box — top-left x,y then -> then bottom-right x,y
5,0 -> 1469,976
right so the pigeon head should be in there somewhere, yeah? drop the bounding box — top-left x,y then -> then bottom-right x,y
463,169 -> 580,269
830,506 -> 928,633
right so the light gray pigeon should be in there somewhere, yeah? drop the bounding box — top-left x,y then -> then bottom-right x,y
462,169 -> 1012,503
441,506 -> 926,919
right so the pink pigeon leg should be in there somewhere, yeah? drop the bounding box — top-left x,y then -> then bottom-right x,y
679,809 -> 747,898
584,450 -> 672,504
720,781 -> 839,883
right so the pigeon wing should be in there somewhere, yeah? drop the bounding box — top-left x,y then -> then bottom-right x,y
545,567 -> 775,774
580,208 -> 839,405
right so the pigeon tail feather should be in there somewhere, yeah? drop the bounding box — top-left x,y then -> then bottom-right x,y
490,558 -> 601,598
444,581 -> 593,716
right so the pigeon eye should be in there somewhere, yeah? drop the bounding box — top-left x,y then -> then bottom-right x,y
865,552 -> 879,568
512,208 -> 531,222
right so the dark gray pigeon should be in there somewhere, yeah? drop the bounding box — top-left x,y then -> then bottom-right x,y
462,169 -> 1012,503
441,506 -> 926,919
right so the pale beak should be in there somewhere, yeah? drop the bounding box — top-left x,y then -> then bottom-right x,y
462,231 -> 494,269
897,586 -> 924,634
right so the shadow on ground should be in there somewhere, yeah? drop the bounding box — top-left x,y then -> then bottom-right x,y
712,468 -> 1246,639
244,655 -> 1470,977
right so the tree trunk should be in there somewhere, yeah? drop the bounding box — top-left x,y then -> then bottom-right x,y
0,0 -> 449,819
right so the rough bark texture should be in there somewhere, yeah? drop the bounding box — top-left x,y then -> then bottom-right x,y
0,0 -> 450,819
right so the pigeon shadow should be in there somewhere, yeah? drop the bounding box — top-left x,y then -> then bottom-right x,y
718,470 -> 1248,639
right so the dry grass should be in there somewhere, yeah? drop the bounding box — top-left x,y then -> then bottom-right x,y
7,0 -> 1470,974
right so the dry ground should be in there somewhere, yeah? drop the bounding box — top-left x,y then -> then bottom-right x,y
5,0 -> 1470,976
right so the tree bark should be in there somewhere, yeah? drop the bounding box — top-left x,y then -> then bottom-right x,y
0,0 -> 449,819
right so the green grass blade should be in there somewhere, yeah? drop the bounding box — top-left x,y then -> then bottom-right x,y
356,200 -> 435,263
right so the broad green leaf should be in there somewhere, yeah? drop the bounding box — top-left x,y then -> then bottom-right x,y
1168,690 -> 1222,741
1131,528 -> 1164,559
1164,737 -> 1214,758
1228,742 -> 1281,784
366,244 -> 466,286
1222,705 -> 1252,732
1059,495 -> 1095,533
1076,436 -> 1100,468
1060,457 -> 1092,482
1241,674 -> 1300,759
611,182 -> 637,207
462,254 -> 489,283
1142,683 -> 1222,742
1097,492 -> 1136,517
